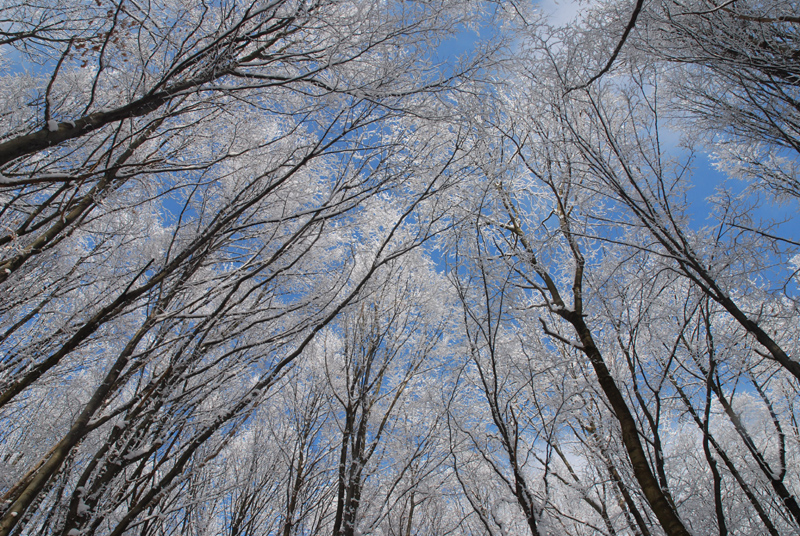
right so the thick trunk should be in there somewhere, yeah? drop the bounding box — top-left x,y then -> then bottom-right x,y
566,313 -> 692,536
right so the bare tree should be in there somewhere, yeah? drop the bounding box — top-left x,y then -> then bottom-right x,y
641,0 -> 800,199
325,255 -> 452,536
0,1 -> 486,534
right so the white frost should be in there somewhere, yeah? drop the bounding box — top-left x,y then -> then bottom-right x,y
77,499 -> 90,515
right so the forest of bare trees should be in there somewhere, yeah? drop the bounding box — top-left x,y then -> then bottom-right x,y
1,0 -> 798,534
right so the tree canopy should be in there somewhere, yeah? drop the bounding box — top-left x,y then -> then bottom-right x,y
1,0 -> 798,535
